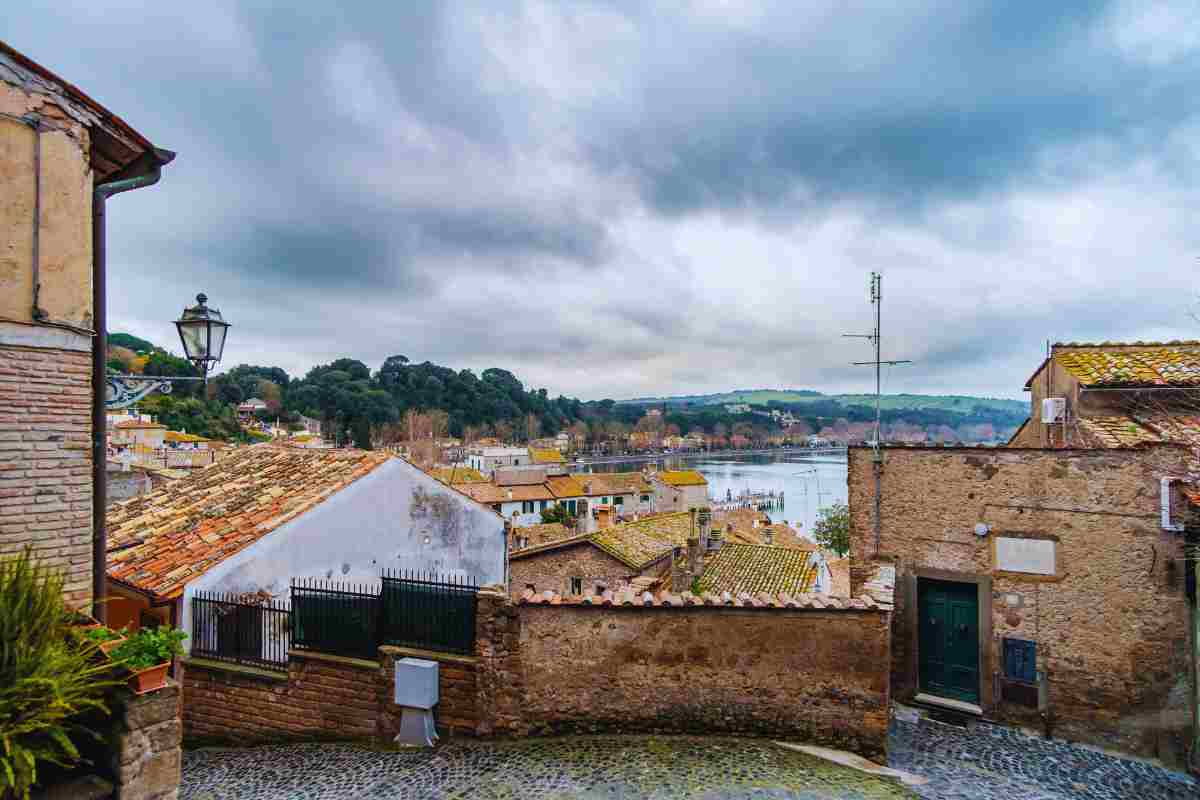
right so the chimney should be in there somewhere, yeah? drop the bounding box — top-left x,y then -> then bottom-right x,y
507,489 -> 513,500
583,481 -> 592,494
764,528 -> 773,546
670,546 -> 690,592
752,519 -> 759,529
687,536 -> 703,579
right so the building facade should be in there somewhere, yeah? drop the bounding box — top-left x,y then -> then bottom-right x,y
1,42 -> 170,608
847,443 -> 1196,766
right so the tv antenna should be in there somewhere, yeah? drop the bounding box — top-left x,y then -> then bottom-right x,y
843,272 -> 911,450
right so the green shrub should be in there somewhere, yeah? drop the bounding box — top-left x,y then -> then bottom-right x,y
79,626 -> 126,645
0,549 -> 116,799
109,627 -> 187,672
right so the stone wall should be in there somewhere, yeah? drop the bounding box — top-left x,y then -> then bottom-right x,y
108,681 -> 183,800
515,601 -> 892,759
847,444 -> 1195,765
0,342 -> 93,606
509,540 -> 639,596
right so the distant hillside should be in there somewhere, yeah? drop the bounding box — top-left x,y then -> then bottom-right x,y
620,389 -> 1026,416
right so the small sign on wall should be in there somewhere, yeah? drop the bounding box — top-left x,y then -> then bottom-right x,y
995,536 -> 1056,577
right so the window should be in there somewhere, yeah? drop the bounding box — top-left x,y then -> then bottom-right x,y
613,495 -> 624,506
640,494 -> 650,503
539,500 -> 548,511
1003,638 -> 1037,683
522,500 -> 535,514
570,577 -> 583,595
602,496 -> 610,504
595,583 -> 607,595
567,500 -> 577,514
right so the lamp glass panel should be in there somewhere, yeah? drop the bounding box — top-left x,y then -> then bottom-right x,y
208,322 -> 228,362
177,321 -> 208,360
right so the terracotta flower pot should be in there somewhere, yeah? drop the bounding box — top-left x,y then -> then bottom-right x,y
98,636 -> 127,657
127,662 -> 170,695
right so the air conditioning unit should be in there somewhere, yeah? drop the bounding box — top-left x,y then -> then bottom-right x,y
1042,397 -> 1066,424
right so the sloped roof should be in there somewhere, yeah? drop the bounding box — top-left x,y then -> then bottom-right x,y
575,472 -> 653,496
164,431 -> 209,443
455,482 -> 554,504
106,446 -> 390,600
1075,413 -> 1200,449
696,544 -> 819,596
114,420 -> 167,430
510,522 -> 573,549
1055,345 -> 1200,388
430,466 -> 487,484
655,470 -> 708,487
589,512 -> 694,569
546,475 -> 587,498
529,448 -> 565,464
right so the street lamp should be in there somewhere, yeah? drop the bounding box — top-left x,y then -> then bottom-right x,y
104,292 -> 230,409
174,293 -> 230,379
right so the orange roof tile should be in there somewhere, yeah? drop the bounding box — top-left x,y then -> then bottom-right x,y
455,483 -> 554,504
114,420 -> 167,430
655,470 -> 708,487
546,475 -> 587,498
105,446 -> 391,600
529,447 -> 565,464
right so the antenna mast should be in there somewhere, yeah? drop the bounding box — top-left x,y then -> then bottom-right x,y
843,272 -> 911,450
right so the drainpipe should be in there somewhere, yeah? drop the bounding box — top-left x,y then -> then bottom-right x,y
91,147 -> 175,622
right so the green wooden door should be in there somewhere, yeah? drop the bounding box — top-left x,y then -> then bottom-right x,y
918,579 -> 980,704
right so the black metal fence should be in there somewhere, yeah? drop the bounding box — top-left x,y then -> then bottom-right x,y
290,571 -> 478,660
380,569 -> 477,655
190,591 -> 291,671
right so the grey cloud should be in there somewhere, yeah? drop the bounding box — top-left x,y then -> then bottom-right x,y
7,1 -> 1200,401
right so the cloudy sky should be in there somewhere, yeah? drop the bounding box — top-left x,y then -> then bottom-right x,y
7,2 -> 1200,400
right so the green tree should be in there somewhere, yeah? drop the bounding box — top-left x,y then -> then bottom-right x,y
812,502 -> 850,557
540,505 -> 574,527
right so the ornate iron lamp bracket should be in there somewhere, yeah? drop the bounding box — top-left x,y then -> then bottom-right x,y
105,375 -> 203,409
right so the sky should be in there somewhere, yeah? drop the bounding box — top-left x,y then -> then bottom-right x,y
6,2 -> 1200,401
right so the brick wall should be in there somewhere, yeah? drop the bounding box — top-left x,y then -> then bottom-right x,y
183,588 -> 894,760
509,540 -> 638,596
0,343 -> 92,606
848,444 -> 1195,765
183,645 -> 487,745
514,603 -> 892,760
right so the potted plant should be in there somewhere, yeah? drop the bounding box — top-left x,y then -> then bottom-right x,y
79,625 -> 128,657
109,626 -> 187,694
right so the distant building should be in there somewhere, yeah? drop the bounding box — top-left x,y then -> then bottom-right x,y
724,403 -> 751,414
649,470 -> 709,512
237,397 -> 267,420
467,446 -> 533,476
110,419 -> 167,451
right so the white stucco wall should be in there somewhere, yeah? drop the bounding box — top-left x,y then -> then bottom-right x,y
181,458 -> 505,653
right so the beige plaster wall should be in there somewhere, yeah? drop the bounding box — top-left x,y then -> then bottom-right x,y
0,82 -> 93,329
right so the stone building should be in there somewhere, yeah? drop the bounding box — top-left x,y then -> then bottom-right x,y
846,443 -> 1196,766
1009,340 -> 1200,449
649,469 -> 710,512
509,511 -> 699,596
1,41 -> 172,609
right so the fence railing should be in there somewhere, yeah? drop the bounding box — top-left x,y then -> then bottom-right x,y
190,591 -> 291,671
380,569 -> 477,656
291,571 -> 478,660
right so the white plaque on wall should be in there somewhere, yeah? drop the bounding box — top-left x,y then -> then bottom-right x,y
995,537 -> 1056,576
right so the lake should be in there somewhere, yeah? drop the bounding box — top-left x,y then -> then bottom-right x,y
578,452 -> 849,539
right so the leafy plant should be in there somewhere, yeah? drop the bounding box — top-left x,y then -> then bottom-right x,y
812,502 -> 851,558
539,504 -> 574,527
79,626 -> 126,645
0,549 -> 116,799
109,627 -> 187,672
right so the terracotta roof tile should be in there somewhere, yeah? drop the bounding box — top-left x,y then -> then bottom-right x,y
655,470 -> 708,487
1076,413 -> 1200,449
530,448 -> 565,464
588,512 -> 695,569
106,446 -> 390,600
696,543 -> 819,596
1055,345 -> 1200,388
516,587 -> 887,611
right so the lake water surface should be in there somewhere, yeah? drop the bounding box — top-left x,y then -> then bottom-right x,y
580,452 -> 849,539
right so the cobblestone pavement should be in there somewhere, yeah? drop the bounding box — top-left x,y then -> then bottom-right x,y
181,723 -> 1199,800
181,736 -> 917,800
888,716 -> 1199,800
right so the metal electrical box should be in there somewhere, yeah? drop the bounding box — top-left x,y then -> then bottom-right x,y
1041,397 -> 1066,423
394,658 -> 438,709
393,658 -> 438,747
